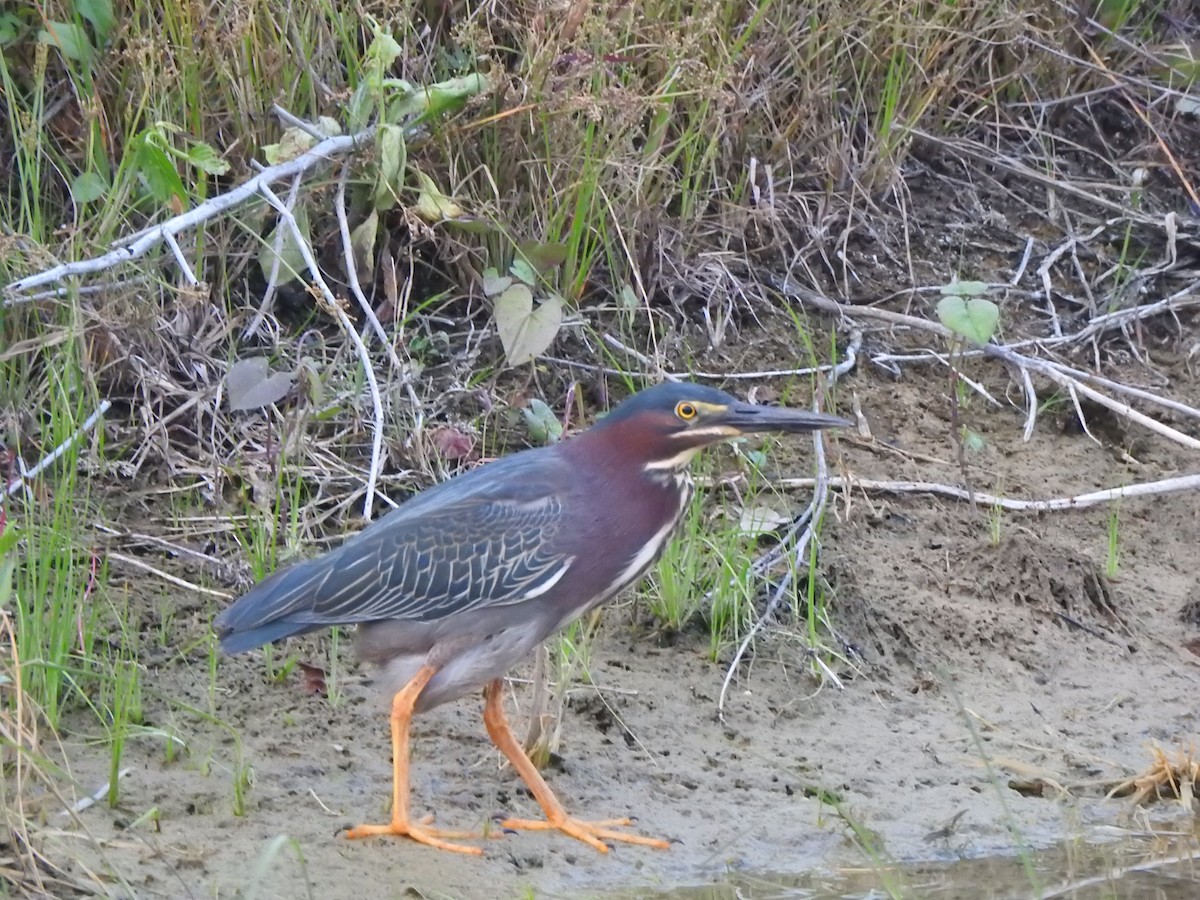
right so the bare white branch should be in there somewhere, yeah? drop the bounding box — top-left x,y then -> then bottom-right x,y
5,129 -> 375,297
332,161 -> 425,440
783,473 -> 1200,511
773,278 -> 1200,451
256,182 -> 385,520
5,400 -> 112,498
718,330 -> 862,718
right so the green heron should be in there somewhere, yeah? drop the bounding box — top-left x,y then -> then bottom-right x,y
215,382 -> 847,855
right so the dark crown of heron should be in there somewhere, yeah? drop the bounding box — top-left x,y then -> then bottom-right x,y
576,383 -> 746,474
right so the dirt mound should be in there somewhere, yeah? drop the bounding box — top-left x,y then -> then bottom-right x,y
834,529 -> 1133,679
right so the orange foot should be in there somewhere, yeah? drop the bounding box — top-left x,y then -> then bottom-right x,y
498,814 -> 671,854
344,815 -> 485,855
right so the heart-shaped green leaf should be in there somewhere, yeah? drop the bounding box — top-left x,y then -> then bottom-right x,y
618,283 -> 639,310
939,280 -> 989,297
482,267 -> 512,297
227,357 -> 295,411
76,0 -> 114,44
183,141 -> 230,176
132,136 -> 186,207
522,398 -> 564,444
494,285 -> 562,366
509,256 -> 537,286
38,22 -> 92,62
936,296 -> 999,345
71,172 -> 108,204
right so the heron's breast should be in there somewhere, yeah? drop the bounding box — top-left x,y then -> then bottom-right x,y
564,469 -> 693,610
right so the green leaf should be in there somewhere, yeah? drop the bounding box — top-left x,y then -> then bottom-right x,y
133,137 -> 187,206
442,217 -> 491,235
262,127 -> 317,166
258,207 -> 311,285
936,296 -> 999,345
351,25 -> 406,129
618,283 -> 639,310
494,285 -> 562,366
522,398 -> 564,445
365,27 -> 403,71
70,171 -> 108,204
374,123 -> 406,211
0,12 -> 23,46
509,257 -> 537,286
0,525 -> 20,557
184,141 -> 230,176
76,0 -> 115,44
424,72 -> 488,114
226,357 -> 296,411
413,171 -> 462,220
38,22 -> 92,63
297,359 -> 325,407
350,210 -> 379,274
392,73 -> 489,121
516,240 -> 568,273
939,280 -> 989,298
346,82 -> 374,133
743,449 -> 768,471
482,267 -> 512,297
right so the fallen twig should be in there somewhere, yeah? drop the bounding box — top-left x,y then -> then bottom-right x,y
242,171 -> 304,340
59,769 -> 132,817
781,473 -> 1200,512
333,160 -> 425,442
4,400 -> 112,499
717,330 -> 861,718
106,552 -> 233,598
771,276 -> 1200,451
5,129 -> 375,297
256,181 -> 385,519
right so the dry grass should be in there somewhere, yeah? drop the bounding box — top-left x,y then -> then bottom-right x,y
1109,743 -> 1200,809
3,1 -> 1195,499
1,614 -> 108,898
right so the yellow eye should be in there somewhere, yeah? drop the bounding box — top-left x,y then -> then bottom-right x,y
676,401 -> 697,420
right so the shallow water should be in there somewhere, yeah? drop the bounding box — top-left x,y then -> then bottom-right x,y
600,827 -> 1200,900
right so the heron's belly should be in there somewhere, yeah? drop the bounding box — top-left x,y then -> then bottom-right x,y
367,616 -> 547,713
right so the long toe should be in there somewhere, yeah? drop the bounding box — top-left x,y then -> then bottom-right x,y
499,815 -> 672,853
344,819 -> 485,855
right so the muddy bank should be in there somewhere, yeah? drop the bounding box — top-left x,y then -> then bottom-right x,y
42,363 -> 1200,898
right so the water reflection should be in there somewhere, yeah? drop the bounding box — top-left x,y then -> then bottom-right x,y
598,825 -> 1200,900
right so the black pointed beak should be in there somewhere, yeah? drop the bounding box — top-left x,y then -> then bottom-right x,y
714,401 -> 851,435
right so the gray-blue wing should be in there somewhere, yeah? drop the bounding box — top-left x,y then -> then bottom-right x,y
214,453 -> 573,653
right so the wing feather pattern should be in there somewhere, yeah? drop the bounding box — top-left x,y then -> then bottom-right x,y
215,451 -> 575,653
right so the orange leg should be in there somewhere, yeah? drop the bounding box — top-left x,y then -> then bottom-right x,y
483,679 -> 671,853
344,664 -> 484,854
